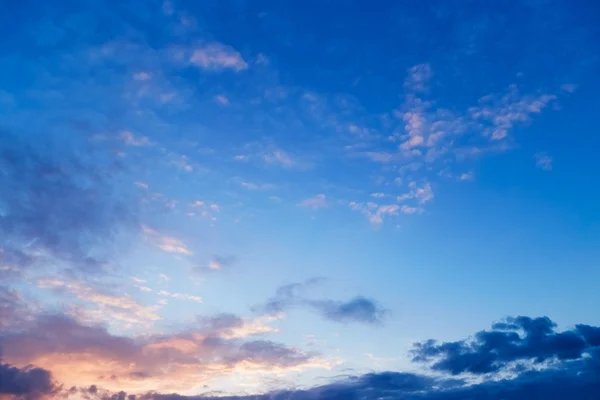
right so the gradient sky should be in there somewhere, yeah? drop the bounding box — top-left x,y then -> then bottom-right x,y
1,1 -> 600,399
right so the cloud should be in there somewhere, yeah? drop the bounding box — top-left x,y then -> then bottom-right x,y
0,313 -> 330,394
262,149 -> 296,168
190,43 -> 248,72
158,290 -> 202,304
142,226 -> 193,255
239,182 -> 273,191
194,255 -> 236,275
309,297 -> 387,325
349,202 -> 418,225
297,194 -> 327,210
98,316 -> 600,400
260,280 -> 386,325
214,95 -> 229,106
133,72 -> 151,81
404,63 -> 433,92
0,363 -> 55,399
197,313 -> 282,339
535,152 -> 553,171
36,278 -> 161,328
411,315 -> 596,375
469,85 -> 556,140
120,131 -> 150,146
0,132 -> 137,277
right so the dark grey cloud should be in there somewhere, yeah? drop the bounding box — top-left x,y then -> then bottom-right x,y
411,316 -> 595,375
309,297 -> 388,325
0,132 -> 138,277
260,280 -> 387,325
0,363 -> 55,400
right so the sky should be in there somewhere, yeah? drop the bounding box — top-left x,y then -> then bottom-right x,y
1,0 -> 600,399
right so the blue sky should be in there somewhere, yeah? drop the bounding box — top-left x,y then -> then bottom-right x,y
1,1 -> 600,399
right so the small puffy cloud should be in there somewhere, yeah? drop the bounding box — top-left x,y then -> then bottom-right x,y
190,42 -> 248,71
370,192 -> 385,198
298,194 -> 327,210
535,152 -> 553,171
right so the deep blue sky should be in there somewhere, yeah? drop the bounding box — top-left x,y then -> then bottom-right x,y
1,1 -> 600,399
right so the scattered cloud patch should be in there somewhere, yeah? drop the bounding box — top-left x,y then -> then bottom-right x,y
142,225 -> 193,255
120,130 -> 150,146
298,194 -> 327,210
190,42 -> 248,71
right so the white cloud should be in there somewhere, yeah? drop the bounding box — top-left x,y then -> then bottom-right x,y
190,42 -> 248,71
298,194 -> 327,210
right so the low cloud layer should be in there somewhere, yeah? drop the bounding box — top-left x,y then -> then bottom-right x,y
0,313 -> 330,394
56,315 -> 600,400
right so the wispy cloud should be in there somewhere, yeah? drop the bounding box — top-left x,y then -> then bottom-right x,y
120,130 -> 150,146
158,290 -> 202,303
214,94 -> 229,105
535,152 -> 553,170
298,194 -> 327,210
142,225 -> 193,255
37,278 -> 161,328
259,280 -> 386,325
